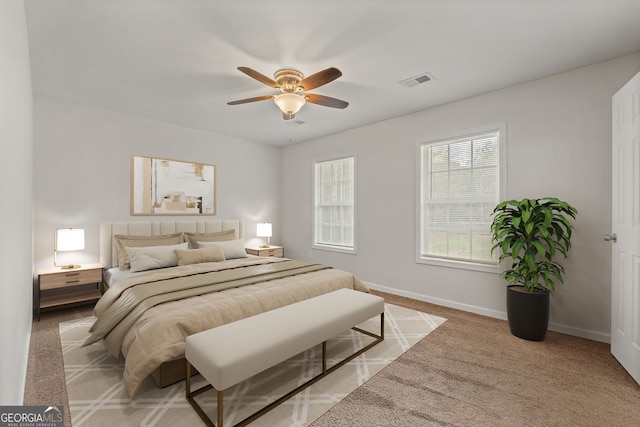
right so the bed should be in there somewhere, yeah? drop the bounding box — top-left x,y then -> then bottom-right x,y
89,220 -> 369,397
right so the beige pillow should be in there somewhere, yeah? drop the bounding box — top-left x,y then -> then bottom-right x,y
127,242 -> 188,272
184,229 -> 236,248
114,233 -> 184,270
197,239 -> 248,259
175,246 -> 226,266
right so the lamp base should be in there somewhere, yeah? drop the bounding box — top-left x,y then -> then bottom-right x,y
60,264 -> 81,270
259,245 -> 270,248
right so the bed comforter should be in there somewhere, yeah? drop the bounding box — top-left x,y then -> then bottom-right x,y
85,257 -> 369,396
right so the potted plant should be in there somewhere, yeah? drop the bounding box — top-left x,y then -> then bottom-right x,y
490,197 -> 578,341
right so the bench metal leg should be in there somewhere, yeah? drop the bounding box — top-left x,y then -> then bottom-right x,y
186,361 -> 215,426
217,390 -> 224,427
185,311 -> 384,427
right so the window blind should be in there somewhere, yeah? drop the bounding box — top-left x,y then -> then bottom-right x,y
420,131 -> 500,264
314,156 -> 354,249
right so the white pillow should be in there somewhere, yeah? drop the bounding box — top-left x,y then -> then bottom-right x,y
197,239 -> 248,259
126,242 -> 188,272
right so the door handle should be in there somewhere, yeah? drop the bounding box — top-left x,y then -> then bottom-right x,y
603,233 -> 617,243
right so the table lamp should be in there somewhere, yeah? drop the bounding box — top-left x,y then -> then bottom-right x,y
256,223 -> 272,248
54,228 -> 85,269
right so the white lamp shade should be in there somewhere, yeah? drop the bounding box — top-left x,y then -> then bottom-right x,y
55,228 -> 85,251
273,93 -> 306,115
256,223 -> 272,238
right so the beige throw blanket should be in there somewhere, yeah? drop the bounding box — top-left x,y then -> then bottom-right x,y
85,259 -> 329,351
86,257 -> 369,396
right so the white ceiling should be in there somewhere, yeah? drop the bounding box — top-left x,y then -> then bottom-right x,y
24,0 -> 640,146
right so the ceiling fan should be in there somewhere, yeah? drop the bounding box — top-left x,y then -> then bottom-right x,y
227,67 -> 349,120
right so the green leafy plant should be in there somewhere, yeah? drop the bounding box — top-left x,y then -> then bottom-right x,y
491,197 -> 578,294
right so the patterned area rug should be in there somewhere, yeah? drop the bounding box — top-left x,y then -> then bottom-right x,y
61,304 -> 446,426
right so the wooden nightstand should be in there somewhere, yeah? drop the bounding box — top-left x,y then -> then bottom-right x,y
35,262 -> 103,320
245,246 -> 284,258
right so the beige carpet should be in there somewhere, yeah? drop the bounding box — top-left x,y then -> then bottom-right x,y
61,304 -> 445,426
311,292 -> 640,427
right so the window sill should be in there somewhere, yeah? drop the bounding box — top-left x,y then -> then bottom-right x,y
312,244 -> 357,255
416,256 -> 501,274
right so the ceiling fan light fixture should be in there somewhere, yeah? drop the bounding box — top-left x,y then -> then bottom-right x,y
229,67 -> 347,119
274,93 -> 306,116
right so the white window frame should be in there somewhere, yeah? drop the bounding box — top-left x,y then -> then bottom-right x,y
313,154 -> 356,254
415,124 -> 507,273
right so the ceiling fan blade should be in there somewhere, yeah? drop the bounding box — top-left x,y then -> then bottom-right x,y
227,95 -> 274,105
297,67 -> 342,91
237,67 -> 279,88
304,93 -> 349,109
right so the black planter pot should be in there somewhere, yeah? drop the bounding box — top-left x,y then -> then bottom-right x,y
506,285 -> 550,341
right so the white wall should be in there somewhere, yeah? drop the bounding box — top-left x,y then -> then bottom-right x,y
0,0 -> 34,404
33,98 -> 281,270
28,51 -> 640,350
281,53 -> 640,342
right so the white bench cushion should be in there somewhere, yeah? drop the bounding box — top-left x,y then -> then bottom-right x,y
185,288 -> 384,391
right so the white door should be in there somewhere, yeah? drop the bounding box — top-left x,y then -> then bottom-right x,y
611,70 -> 640,386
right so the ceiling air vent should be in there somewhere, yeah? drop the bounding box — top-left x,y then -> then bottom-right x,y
399,72 -> 434,89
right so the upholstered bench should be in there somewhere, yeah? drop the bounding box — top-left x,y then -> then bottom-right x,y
185,288 -> 385,427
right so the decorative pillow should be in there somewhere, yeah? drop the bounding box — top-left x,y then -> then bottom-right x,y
175,246 -> 226,266
114,233 -> 184,270
184,229 -> 236,249
126,242 -> 188,272
197,239 -> 248,259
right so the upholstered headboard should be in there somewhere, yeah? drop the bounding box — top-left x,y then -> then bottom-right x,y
100,220 -> 244,269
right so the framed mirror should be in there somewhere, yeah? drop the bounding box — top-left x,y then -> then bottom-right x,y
131,155 -> 216,215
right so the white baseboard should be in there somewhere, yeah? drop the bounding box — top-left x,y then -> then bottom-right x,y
365,281 -> 507,320
548,321 -> 611,343
365,281 -> 611,344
